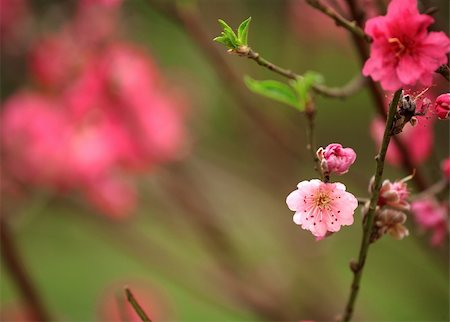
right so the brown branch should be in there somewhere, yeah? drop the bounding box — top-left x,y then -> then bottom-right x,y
244,48 -> 366,98
436,64 -> 450,81
306,0 -> 371,42
342,88 -> 403,322
0,216 -> 52,321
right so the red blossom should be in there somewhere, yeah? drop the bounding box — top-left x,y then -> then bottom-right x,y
363,0 -> 450,91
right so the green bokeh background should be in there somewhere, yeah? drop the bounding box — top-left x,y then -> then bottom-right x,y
1,0 -> 449,321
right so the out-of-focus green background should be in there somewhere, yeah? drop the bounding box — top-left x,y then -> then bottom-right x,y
1,0 -> 449,321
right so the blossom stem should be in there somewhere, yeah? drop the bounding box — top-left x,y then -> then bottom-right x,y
0,216 -> 52,321
125,287 -> 152,322
342,88 -> 402,322
305,100 -> 323,179
245,48 -> 366,98
305,0 -> 371,42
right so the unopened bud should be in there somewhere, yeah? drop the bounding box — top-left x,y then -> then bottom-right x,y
316,143 -> 356,176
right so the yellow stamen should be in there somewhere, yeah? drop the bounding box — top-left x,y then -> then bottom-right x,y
388,37 -> 406,56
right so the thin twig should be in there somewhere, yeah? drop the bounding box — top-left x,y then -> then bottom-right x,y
436,64 -> 450,81
0,216 -> 52,321
357,197 -> 369,205
410,179 -> 449,201
145,0 -> 302,159
304,101 -> 323,179
306,0 -> 371,42
342,89 -> 403,322
245,48 -> 366,98
125,287 -> 152,322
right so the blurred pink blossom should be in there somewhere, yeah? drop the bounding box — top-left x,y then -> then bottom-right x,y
317,143 -> 356,175
434,93 -> 450,120
370,114 -> 434,167
412,199 -> 448,246
79,0 -> 123,9
29,32 -> 82,89
286,179 -> 358,238
363,0 -> 450,91
1,92 -> 72,188
0,0 -> 29,51
290,0 -> 378,45
1,4 -> 189,218
442,158 -> 450,179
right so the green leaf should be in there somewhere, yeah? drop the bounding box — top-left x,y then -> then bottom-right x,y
290,71 -> 324,109
244,76 -> 300,109
237,17 -> 251,45
215,19 -> 239,49
213,35 -> 234,48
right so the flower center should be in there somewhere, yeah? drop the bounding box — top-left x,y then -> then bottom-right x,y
315,192 -> 331,209
388,38 -> 406,57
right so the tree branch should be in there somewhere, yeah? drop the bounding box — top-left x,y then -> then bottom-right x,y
244,48 -> 366,98
342,89 -> 402,322
0,216 -> 52,321
125,287 -> 152,322
306,0 -> 371,42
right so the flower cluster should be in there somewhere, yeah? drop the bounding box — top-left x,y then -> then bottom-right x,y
367,175 -> 412,241
1,1 -> 188,218
287,144 -> 358,238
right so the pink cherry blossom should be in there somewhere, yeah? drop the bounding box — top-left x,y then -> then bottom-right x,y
362,0 -> 450,91
286,180 -> 358,237
370,114 -> 434,167
317,143 -> 356,175
434,93 -> 450,120
412,199 -> 448,246
84,176 -> 137,219
442,158 -> 450,179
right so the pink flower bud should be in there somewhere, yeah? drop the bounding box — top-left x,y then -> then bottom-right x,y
317,143 -> 356,175
374,208 -> 409,240
378,179 -> 410,211
434,93 -> 450,120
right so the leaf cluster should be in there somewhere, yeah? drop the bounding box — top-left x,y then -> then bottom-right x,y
213,17 -> 251,50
